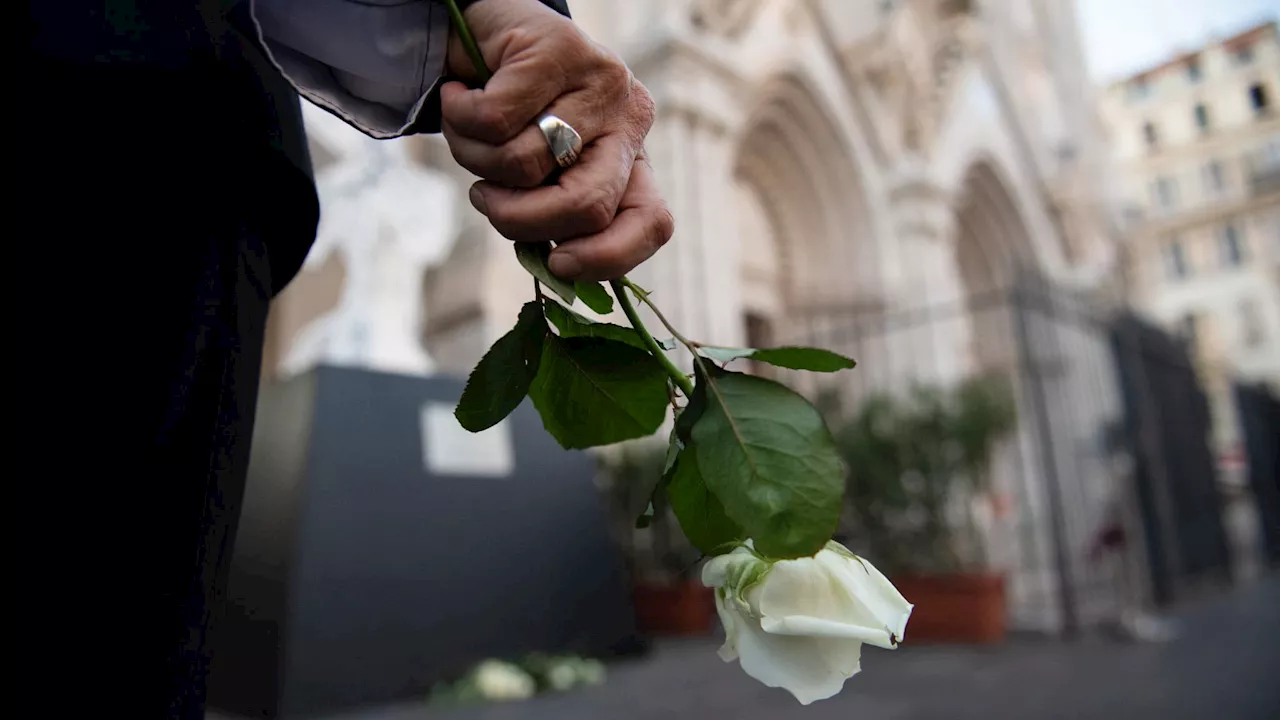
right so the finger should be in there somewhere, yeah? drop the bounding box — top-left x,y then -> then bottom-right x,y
547,158 -> 674,281
444,121 -> 558,188
442,88 -> 613,188
439,50 -> 569,145
472,134 -> 635,242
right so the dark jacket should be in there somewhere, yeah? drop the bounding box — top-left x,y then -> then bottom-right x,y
19,3 -> 569,717
26,0 -> 569,293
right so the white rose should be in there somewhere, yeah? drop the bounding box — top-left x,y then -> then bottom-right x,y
472,660 -> 535,701
577,658 -> 607,686
702,540 -> 913,705
547,661 -> 578,692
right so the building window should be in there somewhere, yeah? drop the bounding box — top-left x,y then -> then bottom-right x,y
1194,103 -> 1210,133
1186,58 -> 1202,83
1234,45 -> 1255,66
1240,300 -> 1265,348
1142,121 -> 1158,148
1163,238 -> 1189,280
1203,160 -> 1225,193
1249,84 -> 1270,116
1152,176 -> 1178,208
1218,224 -> 1246,267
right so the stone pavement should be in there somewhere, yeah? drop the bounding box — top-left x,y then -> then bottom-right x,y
218,573 -> 1280,720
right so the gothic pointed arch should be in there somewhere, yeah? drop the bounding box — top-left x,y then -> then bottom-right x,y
733,72 -> 876,314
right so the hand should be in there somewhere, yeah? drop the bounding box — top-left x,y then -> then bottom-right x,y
440,0 -> 673,281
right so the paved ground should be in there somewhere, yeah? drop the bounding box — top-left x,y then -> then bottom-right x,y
221,573 -> 1280,720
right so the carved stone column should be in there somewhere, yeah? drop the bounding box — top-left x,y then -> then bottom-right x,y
883,166 -> 974,389
627,40 -> 747,359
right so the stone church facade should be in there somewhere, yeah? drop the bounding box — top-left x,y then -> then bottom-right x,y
263,0 -> 1129,634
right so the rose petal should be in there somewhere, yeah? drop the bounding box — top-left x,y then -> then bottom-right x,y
759,614 -> 894,646
732,610 -> 863,705
713,590 -> 740,662
818,550 -> 914,644
755,556 -> 889,642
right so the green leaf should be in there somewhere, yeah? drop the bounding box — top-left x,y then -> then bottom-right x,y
662,426 -> 682,477
528,335 -> 669,449
574,280 -> 614,314
666,447 -> 744,555
688,363 -> 844,558
515,242 -> 576,304
674,371 -> 709,446
543,298 -> 648,351
454,302 -> 546,432
699,345 -> 856,373
635,501 -> 654,529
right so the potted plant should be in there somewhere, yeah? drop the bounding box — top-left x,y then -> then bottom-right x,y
828,374 -> 1016,643
598,443 -> 714,637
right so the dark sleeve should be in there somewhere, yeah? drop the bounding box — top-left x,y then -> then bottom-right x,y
251,0 -> 571,139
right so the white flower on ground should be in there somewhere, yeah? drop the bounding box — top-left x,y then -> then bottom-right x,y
702,540 -> 913,705
577,658 -> 607,686
473,660 -> 536,701
547,661 -> 578,691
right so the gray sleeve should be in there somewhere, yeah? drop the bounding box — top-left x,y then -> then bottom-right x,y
251,0 -> 449,139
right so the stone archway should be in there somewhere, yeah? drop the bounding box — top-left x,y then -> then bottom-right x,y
950,157 -> 1125,634
955,160 -> 1036,293
729,72 -> 882,392
734,73 -> 874,315
953,159 -> 1037,375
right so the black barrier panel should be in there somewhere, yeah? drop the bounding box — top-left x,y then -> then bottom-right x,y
209,366 -> 637,718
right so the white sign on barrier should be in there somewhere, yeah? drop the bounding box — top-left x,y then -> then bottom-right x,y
420,402 -> 514,478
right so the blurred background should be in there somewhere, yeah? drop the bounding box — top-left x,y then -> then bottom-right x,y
209,1 -> 1280,718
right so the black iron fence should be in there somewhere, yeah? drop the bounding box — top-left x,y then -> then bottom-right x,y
1111,313 -> 1233,606
1235,381 -> 1280,567
774,273 -> 1235,635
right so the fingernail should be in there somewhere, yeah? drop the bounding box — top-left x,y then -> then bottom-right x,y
549,252 -> 582,279
469,185 -> 488,215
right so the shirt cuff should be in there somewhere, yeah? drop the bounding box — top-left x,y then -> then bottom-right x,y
250,0 -> 448,139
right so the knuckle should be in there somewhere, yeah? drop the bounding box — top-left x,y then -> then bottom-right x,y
447,147 -> 486,179
502,145 -> 546,186
598,55 -> 631,93
473,103 -> 514,142
630,81 -> 657,131
501,26 -> 540,54
651,203 -> 675,248
549,22 -> 588,53
575,187 -> 617,233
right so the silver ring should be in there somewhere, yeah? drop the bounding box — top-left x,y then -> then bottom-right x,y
537,114 -> 584,169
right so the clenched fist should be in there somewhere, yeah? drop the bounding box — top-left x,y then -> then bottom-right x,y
442,0 -> 673,281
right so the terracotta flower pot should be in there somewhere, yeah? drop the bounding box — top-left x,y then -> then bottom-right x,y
892,573 -> 1006,644
632,579 -> 716,636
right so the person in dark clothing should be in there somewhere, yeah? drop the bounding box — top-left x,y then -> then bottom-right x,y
18,1 -> 670,716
